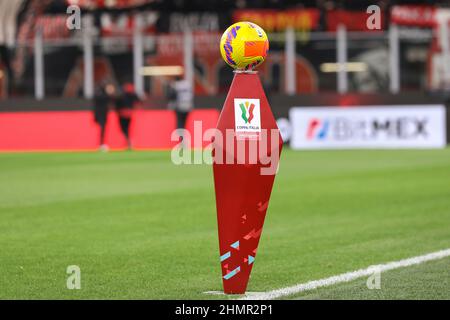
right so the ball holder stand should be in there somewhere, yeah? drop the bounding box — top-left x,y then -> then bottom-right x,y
212,70 -> 283,294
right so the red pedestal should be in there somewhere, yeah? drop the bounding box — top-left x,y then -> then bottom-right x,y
213,72 -> 283,294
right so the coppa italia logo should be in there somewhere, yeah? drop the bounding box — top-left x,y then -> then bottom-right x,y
234,98 -> 261,134
306,118 -> 330,140
239,101 -> 255,124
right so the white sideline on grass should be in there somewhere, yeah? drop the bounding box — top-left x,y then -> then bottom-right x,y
239,248 -> 450,300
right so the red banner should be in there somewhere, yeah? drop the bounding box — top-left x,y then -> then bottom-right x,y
0,109 -> 219,151
66,0 -> 152,9
391,5 -> 437,27
233,9 -> 320,32
327,9 -> 386,32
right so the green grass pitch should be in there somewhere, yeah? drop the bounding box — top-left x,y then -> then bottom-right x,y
0,149 -> 449,299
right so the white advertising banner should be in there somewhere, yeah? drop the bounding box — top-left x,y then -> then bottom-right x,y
290,106 -> 447,149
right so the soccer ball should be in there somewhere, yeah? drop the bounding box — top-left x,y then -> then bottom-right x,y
220,21 -> 269,71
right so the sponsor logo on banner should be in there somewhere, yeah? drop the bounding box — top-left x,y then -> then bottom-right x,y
306,119 -> 330,140
234,98 -> 261,138
290,106 -> 446,149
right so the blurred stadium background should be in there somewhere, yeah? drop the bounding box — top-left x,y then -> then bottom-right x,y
1,0 -> 450,299
0,0 -> 449,150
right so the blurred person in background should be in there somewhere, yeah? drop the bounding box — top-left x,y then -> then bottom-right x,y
115,82 -> 140,150
167,75 -> 193,145
94,82 -> 115,152
0,45 -> 12,97
0,0 -> 25,97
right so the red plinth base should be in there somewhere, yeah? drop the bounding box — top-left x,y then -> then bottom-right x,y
212,72 -> 282,294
